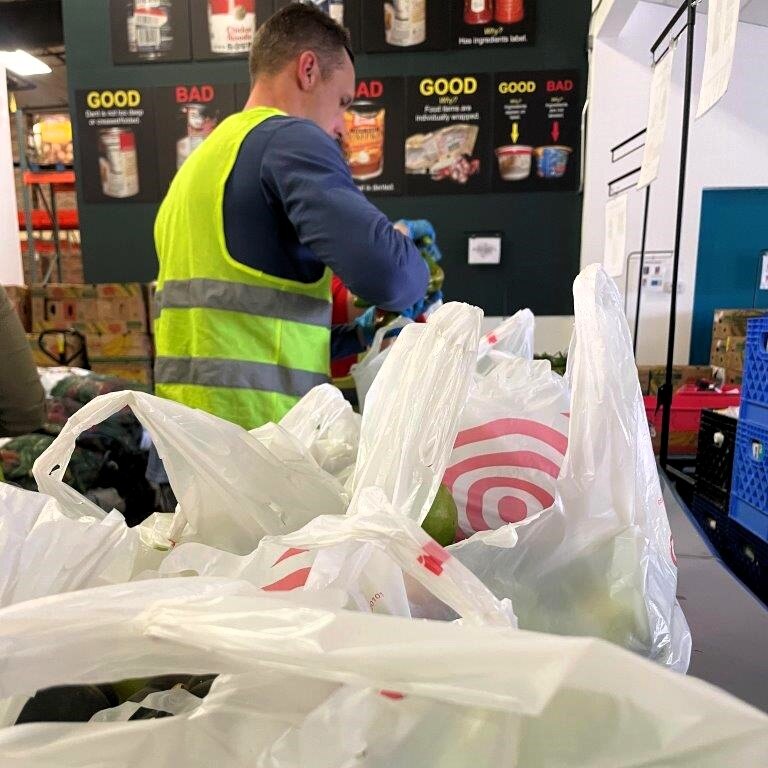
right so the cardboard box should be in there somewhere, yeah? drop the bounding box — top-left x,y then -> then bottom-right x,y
3,285 -> 31,332
724,368 -> 743,387
26,331 -> 88,368
726,350 -> 744,372
31,284 -> 98,331
144,282 -> 159,328
90,358 -> 153,388
712,309 -> 766,340
637,365 -> 714,397
86,333 -> 153,359
710,351 -> 728,369
95,283 -> 148,329
31,283 -> 148,331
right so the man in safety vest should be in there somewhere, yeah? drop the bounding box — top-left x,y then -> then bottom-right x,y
153,3 -> 429,430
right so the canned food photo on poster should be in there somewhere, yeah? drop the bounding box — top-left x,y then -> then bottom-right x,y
110,0 -> 192,64
190,0 -> 270,59
75,88 -> 160,203
453,0 -> 536,48
361,0 -> 450,53
154,83 -> 237,190
342,77 -> 406,196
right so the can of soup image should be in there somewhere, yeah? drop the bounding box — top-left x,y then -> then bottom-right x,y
133,0 -> 174,59
464,0 -> 493,25
208,0 -> 256,55
99,128 -> 140,198
495,145 -> 532,181
343,101 -> 385,180
534,145 -> 572,179
384,0 -> 426,47
495,0 -> 524,24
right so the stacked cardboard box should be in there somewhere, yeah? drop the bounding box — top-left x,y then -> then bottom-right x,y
637,365 -> 715,397
710,309 -> 766,386
29,283 -> 153,386
3,285 -> 31,332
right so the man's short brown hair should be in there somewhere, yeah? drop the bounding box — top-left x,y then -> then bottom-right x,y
249,4 -> 353,83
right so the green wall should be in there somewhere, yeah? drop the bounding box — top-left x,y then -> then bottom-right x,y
63,0 -> 589,315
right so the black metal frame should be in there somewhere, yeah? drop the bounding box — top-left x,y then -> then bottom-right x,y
607,129 -> 650,357
651,0 -> 701,470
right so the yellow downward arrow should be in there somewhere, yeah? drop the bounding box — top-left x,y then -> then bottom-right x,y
511,122 -> 519,143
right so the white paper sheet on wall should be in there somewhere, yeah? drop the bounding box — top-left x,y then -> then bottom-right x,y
603,193 -> 628,278
637,45 -> 676,190
696,0 -> 740,119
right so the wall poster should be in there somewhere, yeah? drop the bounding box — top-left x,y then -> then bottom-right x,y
361,0 -> 450,53
342,77 -> 406,196
75,87 -> 160,203
110,0 -> 192,64
405,73 -> 492,195
492,70 -> 580,193
154,83 -> 237,190
452,0 -> 535,49
190,0 -> 273,59
273,0 -> 362,52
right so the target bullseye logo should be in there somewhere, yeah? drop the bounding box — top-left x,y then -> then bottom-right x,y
445,418 -> 568,536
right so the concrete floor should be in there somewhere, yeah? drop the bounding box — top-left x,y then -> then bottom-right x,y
662,474 -> 768,713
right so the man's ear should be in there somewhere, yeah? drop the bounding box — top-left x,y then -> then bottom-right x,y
297,50 -> 320,91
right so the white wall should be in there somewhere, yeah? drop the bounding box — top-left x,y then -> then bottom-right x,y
0,68 -> 24,285
581,2 -> 768,364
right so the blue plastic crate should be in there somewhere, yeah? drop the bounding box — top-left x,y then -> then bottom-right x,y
741,317 -> 768,425
730,419 -> 768,522
730,496 -> 768,543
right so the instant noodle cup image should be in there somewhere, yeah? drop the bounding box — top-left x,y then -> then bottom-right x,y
534,145 -> 572,179
495,145 -> 532,181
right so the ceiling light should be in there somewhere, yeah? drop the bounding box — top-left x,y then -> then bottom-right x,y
0,50 -> 52,77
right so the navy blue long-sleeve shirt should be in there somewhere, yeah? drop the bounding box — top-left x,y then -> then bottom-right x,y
223,115 -> 429,359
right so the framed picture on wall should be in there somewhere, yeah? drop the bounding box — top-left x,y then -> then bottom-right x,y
361,0 -> 449,54
451,0 -> 536,49
272,0 -> 361,52
405,73 -> 492,196
75,87 -> 161,203
190,0 -> 274,60
154,83 -> 238,191
342,77 -> 406,197
491,70 -> 580,193
110,0 -> 192,64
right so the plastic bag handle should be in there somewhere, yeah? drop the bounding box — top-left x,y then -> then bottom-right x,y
366,316 -> 413,359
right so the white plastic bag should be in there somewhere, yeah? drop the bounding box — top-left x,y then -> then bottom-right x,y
32,390 -> 346,554
0,484 -> 139,608
350,315 -> 413,412
160,487 -> 515,628
278,384 -> 360,483
350,302 -> 482,524
446,357 -> 570,538
476,308 -> 535,372
451,265 -> 691,671
0,578 -> 765,767
161,302 -> 488,625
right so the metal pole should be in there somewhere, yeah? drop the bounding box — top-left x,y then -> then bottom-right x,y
633,185 -> 651,356
659,2 -> 696,469
49,183 -> 63,283
14,108 -> 36,284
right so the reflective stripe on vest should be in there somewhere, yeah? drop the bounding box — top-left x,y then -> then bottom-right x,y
156,278 -> 331,328
153,107 -> 332,429
155,357 -> 328,398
